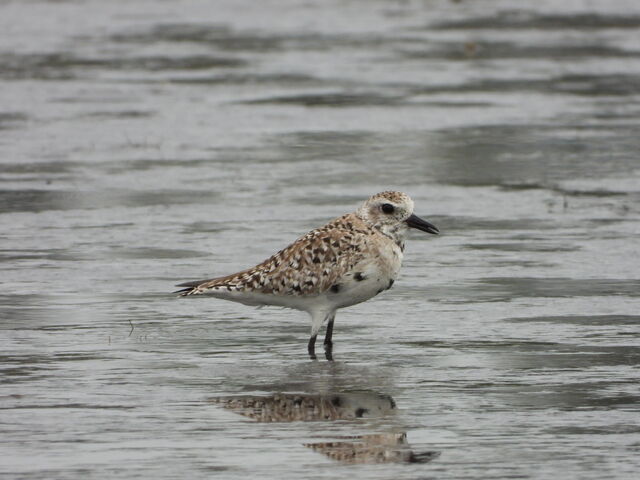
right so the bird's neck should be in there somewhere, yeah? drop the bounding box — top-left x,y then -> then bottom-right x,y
377,223 -> 408,250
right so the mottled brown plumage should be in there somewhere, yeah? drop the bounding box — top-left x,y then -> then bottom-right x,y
178,214 -> 376,297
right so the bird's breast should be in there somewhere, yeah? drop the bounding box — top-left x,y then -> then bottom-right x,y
323,238 -> 403,310
375,236 -> 404,279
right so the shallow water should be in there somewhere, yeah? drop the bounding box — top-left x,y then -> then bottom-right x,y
1,0 -> 640,478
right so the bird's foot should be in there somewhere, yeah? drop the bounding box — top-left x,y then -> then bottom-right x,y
324,341 -> 334,361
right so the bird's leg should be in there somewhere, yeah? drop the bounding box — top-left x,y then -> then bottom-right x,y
307,334 -> 317,360
323,314 -> 335,347
309,311 -> 329,360
323,314 -> 335,361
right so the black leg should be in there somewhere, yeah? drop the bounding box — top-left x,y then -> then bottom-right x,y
323,315 -> 335,347
324,315 -> 335,361
308,334 -> 317,360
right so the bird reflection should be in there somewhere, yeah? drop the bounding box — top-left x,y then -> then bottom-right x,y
210,392 -> 440,464
210,391 -> 395,422
305,432 -> 440,464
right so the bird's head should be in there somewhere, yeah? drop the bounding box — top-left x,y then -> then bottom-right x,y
356,191 -> 439,243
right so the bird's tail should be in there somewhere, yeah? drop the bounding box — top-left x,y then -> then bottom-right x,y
173,279 -> 207,296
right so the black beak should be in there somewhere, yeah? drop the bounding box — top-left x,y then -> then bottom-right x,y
406,214 -> 439,234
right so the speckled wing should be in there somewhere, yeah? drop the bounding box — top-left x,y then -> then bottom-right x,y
176,214 -> 374,297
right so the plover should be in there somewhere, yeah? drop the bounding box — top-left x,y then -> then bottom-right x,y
176,191 -> 439,359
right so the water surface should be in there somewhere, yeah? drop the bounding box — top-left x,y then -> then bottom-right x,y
1,0 -> 639,478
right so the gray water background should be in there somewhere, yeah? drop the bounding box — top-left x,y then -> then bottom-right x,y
1,0 -> 640,478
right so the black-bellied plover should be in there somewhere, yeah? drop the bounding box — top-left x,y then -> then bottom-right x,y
176,191 -> 439,359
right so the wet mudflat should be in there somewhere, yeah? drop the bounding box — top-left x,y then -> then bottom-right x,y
1,0 -> 639,478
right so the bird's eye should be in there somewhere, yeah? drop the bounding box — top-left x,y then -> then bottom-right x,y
381,203 -> 395,214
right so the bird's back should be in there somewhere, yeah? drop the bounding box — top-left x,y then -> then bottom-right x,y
176,213 -> 381,304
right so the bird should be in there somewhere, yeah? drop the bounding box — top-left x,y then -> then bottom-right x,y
175,191 -> 439,360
